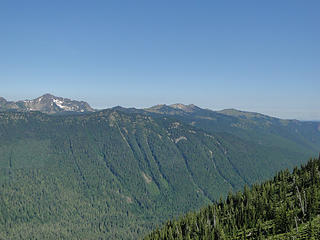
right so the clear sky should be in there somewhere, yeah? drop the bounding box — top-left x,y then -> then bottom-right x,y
1,0 -> 319,120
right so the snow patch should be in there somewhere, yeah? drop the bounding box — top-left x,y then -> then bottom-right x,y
53,99 -> 72,111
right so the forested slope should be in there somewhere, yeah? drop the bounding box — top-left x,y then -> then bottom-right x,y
0,109 -> 319,239
144,156 -> 320,239
145,105 -> 320,156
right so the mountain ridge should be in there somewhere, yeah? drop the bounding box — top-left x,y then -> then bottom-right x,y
0,95 -> 315,122
0,94 -> 95,114
0,98 -> 320,239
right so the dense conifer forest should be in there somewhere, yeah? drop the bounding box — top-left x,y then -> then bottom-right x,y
144,156 -> 320,239
2,0 -> 319,237
0,109 -> 319,239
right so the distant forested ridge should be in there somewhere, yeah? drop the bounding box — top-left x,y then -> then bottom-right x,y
144,155 -> 320,239
0,106 -> 319,239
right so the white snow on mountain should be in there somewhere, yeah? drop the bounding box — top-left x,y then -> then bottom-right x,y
53,99 -> 72,111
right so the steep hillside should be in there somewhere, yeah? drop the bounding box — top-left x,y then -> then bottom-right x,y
145,104 -> 320,158
0,110 -> 314,239
144,156 -> 320,240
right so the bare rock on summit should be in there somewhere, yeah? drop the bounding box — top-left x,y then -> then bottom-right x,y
0,94 -> 95,114
145,103 -> 201,115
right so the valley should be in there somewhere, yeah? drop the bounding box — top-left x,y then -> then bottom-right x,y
0,96 -> 319,239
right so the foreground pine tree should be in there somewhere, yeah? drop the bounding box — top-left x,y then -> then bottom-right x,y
144,155 -> 320,239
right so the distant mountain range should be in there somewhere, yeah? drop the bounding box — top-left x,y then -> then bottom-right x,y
0,94 -> 320,239
0,94 -> 94,114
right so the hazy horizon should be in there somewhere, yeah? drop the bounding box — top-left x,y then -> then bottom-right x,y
1,1 -> 319,121
0,93 -> 319,122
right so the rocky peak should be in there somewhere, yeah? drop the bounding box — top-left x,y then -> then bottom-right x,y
145,103 -> 201,115
1,94 -> 95,114
169,103 -> 200,112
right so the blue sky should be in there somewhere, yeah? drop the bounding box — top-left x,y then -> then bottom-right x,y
1,0 -> 319,120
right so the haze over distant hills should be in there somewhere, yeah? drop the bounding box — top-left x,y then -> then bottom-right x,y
0,94 -> 319,239
0,94 -> 314,121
